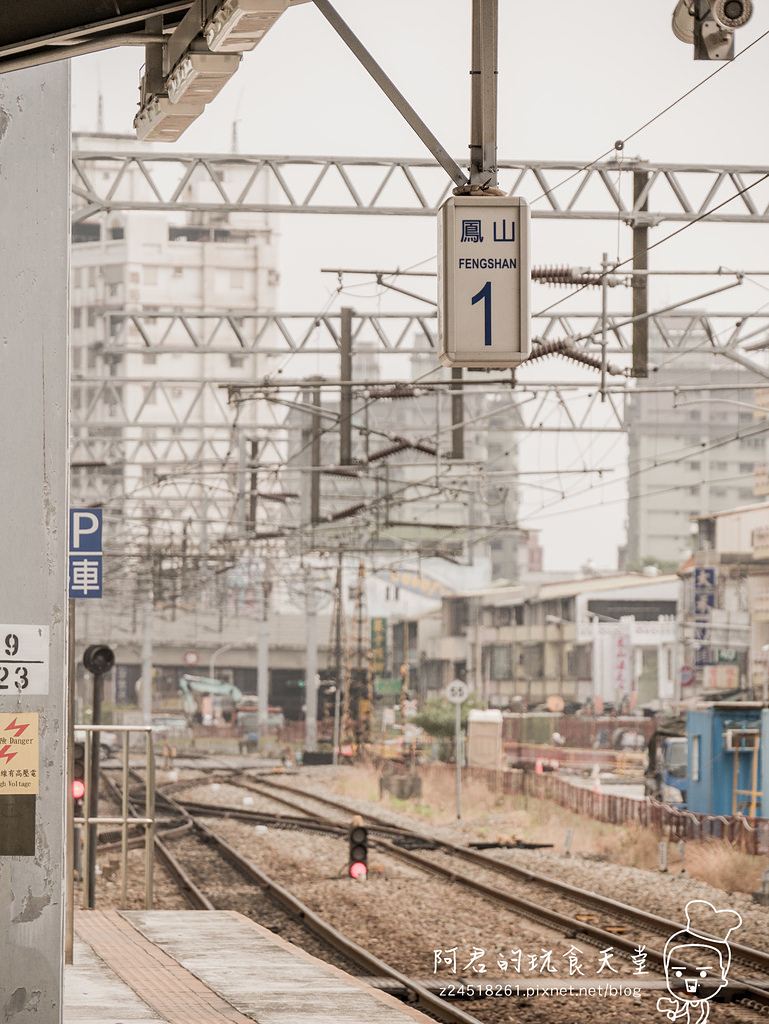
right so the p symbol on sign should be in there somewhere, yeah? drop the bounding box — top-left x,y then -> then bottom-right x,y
70,509 -> 103,552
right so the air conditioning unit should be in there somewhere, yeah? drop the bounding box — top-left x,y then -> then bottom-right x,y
723,728 -> 760,751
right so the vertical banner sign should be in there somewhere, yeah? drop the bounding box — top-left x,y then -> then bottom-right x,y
693,567 -> 717,668
438,195 -> 530,367
370,617 -> 387,676
613,633 -> 632,699
69,508 -> 103,599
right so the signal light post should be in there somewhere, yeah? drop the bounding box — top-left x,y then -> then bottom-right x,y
348,822 -> 368,879
82,644 -> 116,908
71,740 -> 86,882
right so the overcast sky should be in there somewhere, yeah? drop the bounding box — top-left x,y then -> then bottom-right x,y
69,1 -> 769,573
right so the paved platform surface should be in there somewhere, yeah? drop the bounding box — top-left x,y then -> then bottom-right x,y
66,910 -> 436,1024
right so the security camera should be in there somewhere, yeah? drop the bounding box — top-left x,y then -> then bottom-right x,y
673,0 -> 752,58
672,0 -> 694,42
711,0 -> 752,27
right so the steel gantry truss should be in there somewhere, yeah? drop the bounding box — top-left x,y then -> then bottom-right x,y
72,151 -> 769,223
97,305 -> 769,362
69,141 -> 769,591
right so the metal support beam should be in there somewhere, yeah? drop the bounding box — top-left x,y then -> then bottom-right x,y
632,169 -> 649,378
258,582 -> 270,743
71,150 -> 769,223
311,0 -> 468,189
451,368 -> 465,459
305,587 -> 318,752
143,15 -> 166,94
340,307 -> 353,465
469,0 -> 498,187
310,378 -> 322,524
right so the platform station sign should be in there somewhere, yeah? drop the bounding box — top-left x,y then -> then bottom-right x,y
438,195 -> 530,368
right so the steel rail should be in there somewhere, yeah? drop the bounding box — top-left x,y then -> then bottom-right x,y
162,774 -> 769,1010
245,776 -> 769,987
146,770 -> 769,1010
100,768 -> 214,909
143,779 -> 487,1024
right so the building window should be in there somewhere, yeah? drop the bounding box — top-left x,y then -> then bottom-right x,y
493,607 -> 512,627
489,645 -> 511,680
691,734 -> 700,782
447,599 -> 468,636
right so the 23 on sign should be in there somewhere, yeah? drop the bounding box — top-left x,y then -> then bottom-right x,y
438,195 -> 530,369
0,625 -> 50,696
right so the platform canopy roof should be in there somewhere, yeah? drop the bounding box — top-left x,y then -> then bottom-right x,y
0,3 -> 198,73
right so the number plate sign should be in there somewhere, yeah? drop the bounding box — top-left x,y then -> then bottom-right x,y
0,626 -> 49,696
438,195 -> 530,368
445,679 -> 469,705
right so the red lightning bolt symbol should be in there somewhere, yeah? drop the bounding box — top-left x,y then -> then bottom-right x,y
5,718 -> 28,738
0,745 -> 17,764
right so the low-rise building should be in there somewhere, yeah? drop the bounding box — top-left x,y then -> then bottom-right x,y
687,502 -> 769,700
420,573 -> 679,709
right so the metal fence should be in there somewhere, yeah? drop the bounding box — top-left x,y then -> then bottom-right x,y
414,764 -> 769,856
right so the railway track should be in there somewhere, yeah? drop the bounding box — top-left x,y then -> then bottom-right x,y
238,774 -> 769,984
101,768 -> 487,1024
102,764 -> 769,1020
172,769 -> 769,1015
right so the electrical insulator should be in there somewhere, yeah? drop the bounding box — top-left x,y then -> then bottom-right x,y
531,266 -> 603,288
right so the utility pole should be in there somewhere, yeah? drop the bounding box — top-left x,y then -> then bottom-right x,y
141,590 -> 153,726
258,579 -> 271,744
450,0 -> 499,460
450,368 -> 464,460
469,0 -> 499,188
310,377 -> 322,524
632,168 -> 650,378
305,583 -> 318,752
332,554 -> 344,765
340,307 -> 353,466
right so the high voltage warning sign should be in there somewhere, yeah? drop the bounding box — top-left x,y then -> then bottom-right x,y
0,713 -> 39,795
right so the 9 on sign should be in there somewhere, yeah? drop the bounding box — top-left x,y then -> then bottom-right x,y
0,625 -> 50,696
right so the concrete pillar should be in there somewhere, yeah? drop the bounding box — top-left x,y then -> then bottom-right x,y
0,62 -> 70,1023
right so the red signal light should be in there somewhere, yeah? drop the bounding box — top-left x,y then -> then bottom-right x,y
72,779 -> 85,801
348,823 -> 368,878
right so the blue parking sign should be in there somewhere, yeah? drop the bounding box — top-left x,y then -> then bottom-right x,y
69,508 -> 103,598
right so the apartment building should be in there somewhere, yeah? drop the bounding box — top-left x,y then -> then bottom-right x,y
625,338 -> 768,567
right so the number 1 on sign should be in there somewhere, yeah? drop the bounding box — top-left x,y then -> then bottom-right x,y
471,281 -> 492,346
